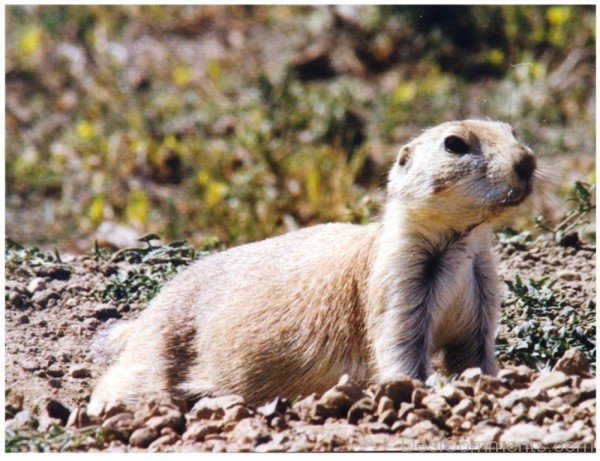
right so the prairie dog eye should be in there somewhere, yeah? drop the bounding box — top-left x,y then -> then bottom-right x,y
444,135 -> 470,155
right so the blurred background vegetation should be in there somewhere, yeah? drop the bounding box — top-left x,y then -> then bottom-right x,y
5,5 -> 596,251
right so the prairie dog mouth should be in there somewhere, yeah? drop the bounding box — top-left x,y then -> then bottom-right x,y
497,185 -> 532,207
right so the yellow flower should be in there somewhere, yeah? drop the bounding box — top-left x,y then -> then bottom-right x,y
172,65 -> 190,86
20,28 -> 41,55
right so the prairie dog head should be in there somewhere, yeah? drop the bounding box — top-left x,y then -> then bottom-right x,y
387,119 -> 536,230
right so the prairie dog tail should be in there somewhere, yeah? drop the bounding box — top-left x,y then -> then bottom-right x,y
92,320 -> 135,368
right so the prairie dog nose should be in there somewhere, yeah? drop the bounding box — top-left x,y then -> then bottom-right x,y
513,150 -> 536,181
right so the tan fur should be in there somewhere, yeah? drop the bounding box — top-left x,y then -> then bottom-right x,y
88,120 -> 535,415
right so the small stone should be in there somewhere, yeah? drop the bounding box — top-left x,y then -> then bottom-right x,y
500,423 -> 547,443
391,420 -> 408,433
401,420 -> 442,439
397,402 -> 414,420
270,415 -> 287,430
476,375 -> 508,396
67,406 -> 96,428
375,374 -> 415,407
69,364 -> 91,379
422,394 -> 451,421
452,398 -> 474,416
377,396 -> 394,415
182,421 -> 221,442
378,408 -> 397,427
147,433 -> 178,452
257,397 -> 290,421
347,397 -> 375,424
439,385 -> 467,405
413,408 -> 435,421
145,409 -> 184,432
444,414 -> 464,432
557,270 -> 581,281
18,314 -> 29,324
5,410 -> 31,431
27,277 -> 47,293
189,398 -> 225,421
31,290 -> 60,308
500,388 -> 540,409
46,365 -> 64,378
6,281 -> 31,296
130,427 -> 159,448
542,429 -> 577,445
411,388 -> 427,407
363,422 -> 391,434
553,349 -> 590,376
5,389 -> 24,418
232,418 -> 271,446
473,425 -> 503,443
34,264 -> 70,280
93,304 -> 120,320
102,411 -> 134,437
7,292 -> 27,309
104,401 -> 128,419
223,405 -> 251,424
460,367 -> 482,383
530,371 -> 569,392
292,393 -> 318,421
319,375 -> 363,412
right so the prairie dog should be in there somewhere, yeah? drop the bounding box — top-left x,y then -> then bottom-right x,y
88,120 -> 536,414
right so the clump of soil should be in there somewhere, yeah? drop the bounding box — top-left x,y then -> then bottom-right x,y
4,235 -> 596,452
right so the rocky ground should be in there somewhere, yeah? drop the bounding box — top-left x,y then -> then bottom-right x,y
4,233 -> 596,452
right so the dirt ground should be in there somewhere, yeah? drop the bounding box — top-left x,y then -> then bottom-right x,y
4,233 -> 596,452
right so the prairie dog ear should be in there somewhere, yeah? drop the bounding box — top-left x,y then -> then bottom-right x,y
396,144 -> 412,167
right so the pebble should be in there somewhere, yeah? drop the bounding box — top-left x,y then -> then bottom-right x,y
400,420 -> 442,439
223,405 -> 251,424
69,364 -> 91,379
473,425 -> 503,443
439,384 -> 467,405
377,396 -> 394,414
451,398 -> 473,416
375,374 -> 415,406
460,367 -> 483,382
145,408 -> 184,432
27,277 -> 47,293
129,427 -> 159,448
102,412 -> 135,441
378,408 -> 397,426
347,397 -> 375,424
182,421 -> 221,442
530,371 -> 569,392
93,304 -> 120,320
542,429 -> 577,445
553,349 -> 590,375
557,270 -> 581,281
500,423 -> 547,443
31,290 -> 60,308
257,397 -> 289,420
421,394 -> 450,421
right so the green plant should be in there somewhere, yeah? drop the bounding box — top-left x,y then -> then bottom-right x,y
499,274 -> 596,371
5,238 -> 71,276
100,237 -> 215,304
535,181 -> 595,244
497,227 -> 532,250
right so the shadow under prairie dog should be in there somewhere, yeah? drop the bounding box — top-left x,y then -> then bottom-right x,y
88,119 -> 536,415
